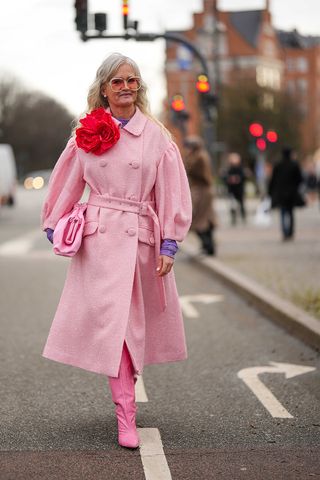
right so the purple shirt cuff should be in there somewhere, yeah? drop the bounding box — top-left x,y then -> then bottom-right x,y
45,228 -> 54,244
160,239 -> 178,258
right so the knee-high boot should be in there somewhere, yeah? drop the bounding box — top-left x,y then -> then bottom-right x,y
108,343 -> 139,449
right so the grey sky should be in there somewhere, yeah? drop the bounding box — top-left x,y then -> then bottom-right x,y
0,0 -> 319,116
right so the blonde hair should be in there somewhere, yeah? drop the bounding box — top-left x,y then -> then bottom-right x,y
73,53 -> 171,138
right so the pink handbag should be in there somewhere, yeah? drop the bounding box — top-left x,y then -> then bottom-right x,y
53,203 -> 87,257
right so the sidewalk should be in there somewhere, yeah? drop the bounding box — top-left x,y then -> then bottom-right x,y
186,197 -> 320,321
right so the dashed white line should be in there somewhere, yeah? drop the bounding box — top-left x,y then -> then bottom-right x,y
136,375 -> 149,402
0,229 -> 40,256
138,428 -> 172,480
2,229 -> 172,480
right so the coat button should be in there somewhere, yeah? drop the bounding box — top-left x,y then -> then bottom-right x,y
99,225 -> 106,233
99,160 -> 108,167
127,228 -> 136,236
149,235 -> 155,245
131,162 -> 140,169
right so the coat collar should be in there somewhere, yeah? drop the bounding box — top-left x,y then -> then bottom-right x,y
108,106 -> 147,137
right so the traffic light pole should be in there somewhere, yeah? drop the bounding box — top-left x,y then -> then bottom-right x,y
81,32 -> 209,77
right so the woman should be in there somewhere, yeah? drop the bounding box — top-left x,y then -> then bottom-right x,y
268,147 -> 303,241
41,53 -> 192,449
184,136 -> 216,255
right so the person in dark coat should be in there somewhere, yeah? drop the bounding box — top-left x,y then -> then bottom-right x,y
268,147 -> 304,241
223,153 -> 247,225
184,136 -> 216,255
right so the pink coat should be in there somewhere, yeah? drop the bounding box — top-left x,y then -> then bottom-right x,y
41,107 -> 192,377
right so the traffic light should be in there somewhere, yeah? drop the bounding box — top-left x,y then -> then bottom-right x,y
196,74 -> 217,109
266,130 -> 278,143
196,74 -> 210,93
256,138 -> 267,151
94,13 -> 107,33
122,0 -> 129,30
75,0 -> 88,33
122,0 -> 139,32
171,94 -> 186,112
249,123 -> 263,137
170,94 -> 189,135
249,123 -> 278,152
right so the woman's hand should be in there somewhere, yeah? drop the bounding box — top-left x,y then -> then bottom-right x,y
156,255 -> 174,277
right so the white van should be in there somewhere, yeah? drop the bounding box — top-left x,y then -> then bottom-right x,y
0,144 -> 17,206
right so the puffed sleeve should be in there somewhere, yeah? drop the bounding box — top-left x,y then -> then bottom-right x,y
41,137 -> 86,231
155,141 -> 192,241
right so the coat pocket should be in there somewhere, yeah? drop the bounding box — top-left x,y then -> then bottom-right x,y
138,226 -> 155,246
83,221 -> 98,237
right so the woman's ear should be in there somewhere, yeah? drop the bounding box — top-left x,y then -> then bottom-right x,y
101,85 -> 107,98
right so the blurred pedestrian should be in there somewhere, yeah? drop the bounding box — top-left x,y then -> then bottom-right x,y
268,146 -> 304,241
41,53 -> 192,449
184,136 -> 216,255
223,152 -> 247,225
303,157 -> 318,204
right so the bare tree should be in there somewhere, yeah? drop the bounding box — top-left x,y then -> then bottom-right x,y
0,76 -> 74,177
217,80 -> 303,168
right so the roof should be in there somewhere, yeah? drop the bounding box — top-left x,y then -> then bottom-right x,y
229,10 -> 263,47
277,29 -> 320,49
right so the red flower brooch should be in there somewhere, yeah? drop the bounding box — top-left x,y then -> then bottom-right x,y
76,108 -> 120,155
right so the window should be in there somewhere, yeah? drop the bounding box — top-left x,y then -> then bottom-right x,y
286,57 -> 309,72
297,78 -> 308,93
256,65 -> 281,90
286,58 -> 295,72
296,57 -> 309,72
264,40 -> 276,57
262,92 -> 275,109
286,80 -> 295,94
299,103 -> 308,116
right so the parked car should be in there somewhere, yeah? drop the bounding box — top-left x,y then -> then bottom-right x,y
0,144 -> 17,206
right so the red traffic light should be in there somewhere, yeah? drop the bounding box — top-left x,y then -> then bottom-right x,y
256,138 -> 266,151
249,123 -> 263,137
266,130 -> 278,143
196,74 -> 210,93
171,95 -> 185,112
122,0 -> 129,15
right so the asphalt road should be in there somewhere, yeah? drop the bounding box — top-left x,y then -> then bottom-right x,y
1,189 -> 320,479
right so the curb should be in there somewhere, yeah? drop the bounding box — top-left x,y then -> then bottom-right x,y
181,241 -> 320,351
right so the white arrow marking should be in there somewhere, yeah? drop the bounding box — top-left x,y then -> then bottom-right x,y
237,362 -> 316,418
179,294 -> 224,318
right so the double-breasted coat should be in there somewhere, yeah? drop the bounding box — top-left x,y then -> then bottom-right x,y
41,107 -> 192,377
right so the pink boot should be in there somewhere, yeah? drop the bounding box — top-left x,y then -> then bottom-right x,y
108,343 -> 139,449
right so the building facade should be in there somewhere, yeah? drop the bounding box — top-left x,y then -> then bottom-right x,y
164,0 -> 320,155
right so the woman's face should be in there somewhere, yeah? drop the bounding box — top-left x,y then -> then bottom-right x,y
102,63 -> 138,112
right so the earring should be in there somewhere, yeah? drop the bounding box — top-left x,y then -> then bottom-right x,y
103,94 -> 107,98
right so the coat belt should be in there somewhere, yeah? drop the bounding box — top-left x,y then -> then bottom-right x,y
87,192 -> 167,311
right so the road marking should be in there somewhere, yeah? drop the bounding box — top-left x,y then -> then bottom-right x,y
138,428 -> 172,480
136,375 -> 148,402
237,362 -> 316,418
179,293 -> 224,318
0,229 -> 40,256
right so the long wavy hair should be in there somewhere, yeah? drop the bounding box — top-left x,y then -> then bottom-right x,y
72,53 -> 171,138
